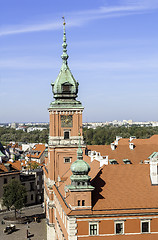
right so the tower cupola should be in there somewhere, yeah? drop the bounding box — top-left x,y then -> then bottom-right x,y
68,140 -> 94,190
51,17 -> 79,102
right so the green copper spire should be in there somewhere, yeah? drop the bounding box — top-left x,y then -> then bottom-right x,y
61,17 -> 69,65
49,17 -> 83,110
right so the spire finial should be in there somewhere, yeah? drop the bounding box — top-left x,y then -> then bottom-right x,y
77,134 -> 83,160
61,17 -> 69,65
62,16 -> 66,26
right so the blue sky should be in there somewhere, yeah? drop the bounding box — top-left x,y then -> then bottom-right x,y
0,0 -> 158,123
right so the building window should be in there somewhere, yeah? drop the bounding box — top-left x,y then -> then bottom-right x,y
141,220 -> 150,233
82,200 -> 85,206
25,196 -> 27,203
115,221 -> 124,235
64,157 -> 71,163
78,200 -> 80,206
64,131 -> 70,139
30,182 -> 34,191
89,222 -> 98,236
4,178 -> 7,184
31,194 -> 34,201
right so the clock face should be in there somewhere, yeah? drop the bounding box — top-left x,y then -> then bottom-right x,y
61,115 -> 73,127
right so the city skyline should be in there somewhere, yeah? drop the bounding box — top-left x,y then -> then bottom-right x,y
0,0 -> 158,123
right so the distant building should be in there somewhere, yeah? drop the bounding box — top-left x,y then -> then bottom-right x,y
10,122 -> 18,129
26,144 -> 46,164
27,127 -> 47,132
0,159 -> 44,209
0,163 -> 20,209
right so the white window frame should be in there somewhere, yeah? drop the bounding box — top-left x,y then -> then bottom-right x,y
141,219 -> 150,233
64,157 -> 71,163
115,221 -> 124,235
89,221 -> 99,236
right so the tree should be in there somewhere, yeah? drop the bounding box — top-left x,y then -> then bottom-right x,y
3,179 -> 26,219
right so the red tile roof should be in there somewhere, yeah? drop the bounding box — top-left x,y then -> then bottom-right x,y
91,164 -> 158,211
8,160 -> 43,171
87,135 -> 158,164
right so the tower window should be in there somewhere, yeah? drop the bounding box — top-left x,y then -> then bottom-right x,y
62,83 -> 72,93
82,200 -> 85,206
64,157 -> 71,163
63,85 -> 70,92
64,131 -> 70,139
78,200 -> 80,206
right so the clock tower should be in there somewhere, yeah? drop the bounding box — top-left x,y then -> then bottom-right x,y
47,18 -> 84,184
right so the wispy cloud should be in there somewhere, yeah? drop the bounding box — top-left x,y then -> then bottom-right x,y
0,22 -> 61,37
0,0 -> 158,37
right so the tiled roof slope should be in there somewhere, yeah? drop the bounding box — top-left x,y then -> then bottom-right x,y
10,160 -> 43,171
91,164 -> 158,211
0,162 -> 20,174
87,135 -> 158,164
0,164 -> 8,173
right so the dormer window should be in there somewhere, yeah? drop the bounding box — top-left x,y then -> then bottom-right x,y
123,159 -> 131,164
62,83 -> 72,93
109,159 -> 118,165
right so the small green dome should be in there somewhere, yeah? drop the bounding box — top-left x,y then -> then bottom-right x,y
71,159 -> 90,175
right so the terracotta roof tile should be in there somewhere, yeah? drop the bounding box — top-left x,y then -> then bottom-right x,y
87,135 -> 158,164
0,164 -> 8,172
91,164 -> 158,211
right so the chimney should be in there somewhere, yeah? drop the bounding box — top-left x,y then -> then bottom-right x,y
129,142 -> 134,150
111,143 -> 116,151
129,136 -> 136,142
115,136 -> 122,145
150,156 -> 158,185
